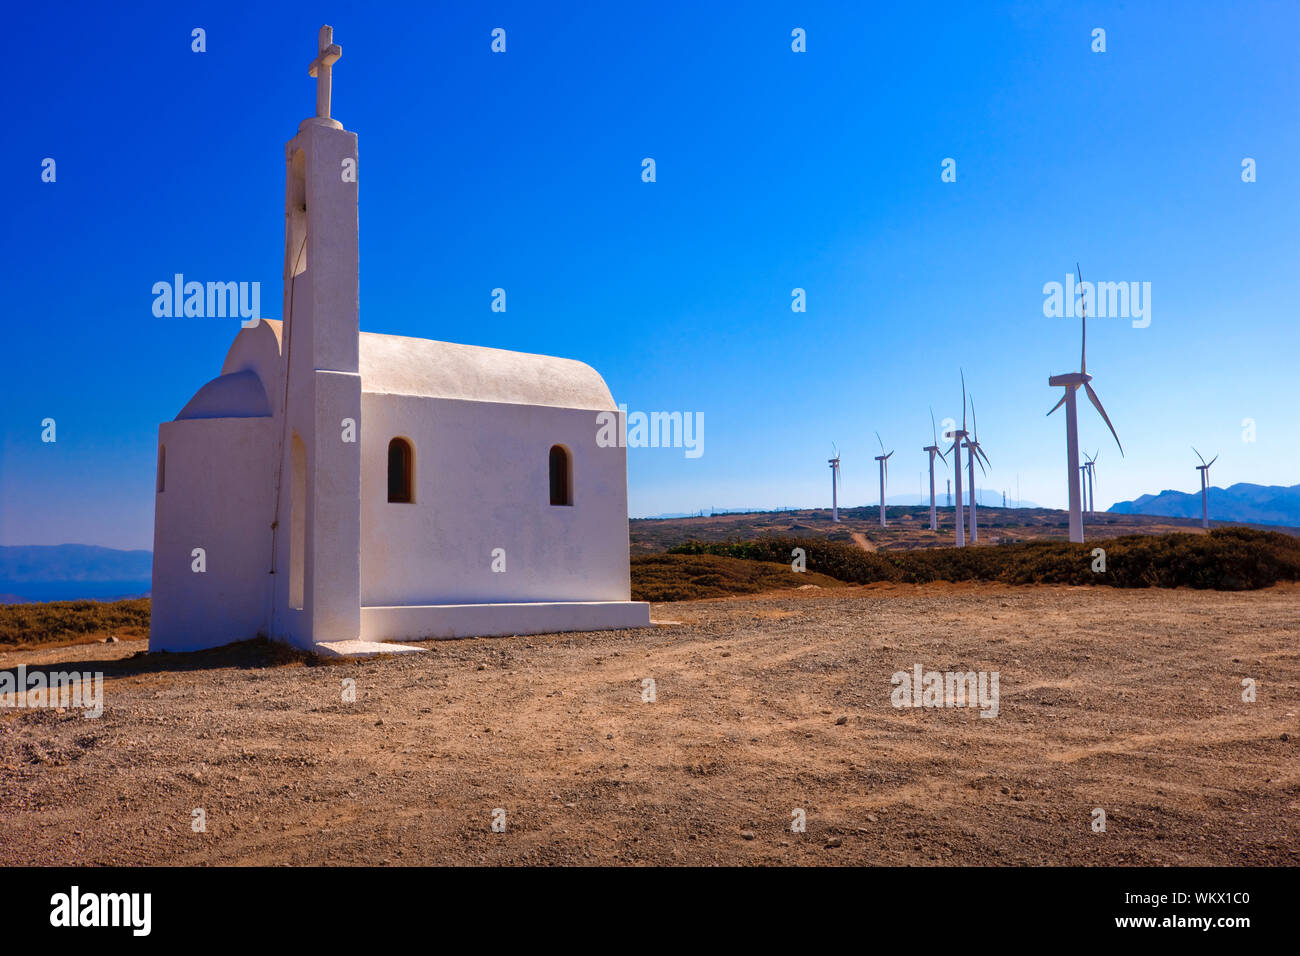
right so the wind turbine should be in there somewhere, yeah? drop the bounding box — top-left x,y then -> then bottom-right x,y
1047,263 -> 1123,543
1194,448 -> 1218,529
923,408 -> 948,531
948,381 -> 969,547
1082,450 -> 1098,516
874,432 -> 894,528
828,444 -> 841,523
964,391 -> 991,542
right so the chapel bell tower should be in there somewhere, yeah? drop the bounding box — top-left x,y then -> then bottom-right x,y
274,25 -> 362,646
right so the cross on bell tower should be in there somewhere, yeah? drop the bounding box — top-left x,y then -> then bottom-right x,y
306,25 -> 343,130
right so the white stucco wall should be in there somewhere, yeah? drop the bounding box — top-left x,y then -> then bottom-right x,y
359,393 -> 631,606
150,417 -> 274,652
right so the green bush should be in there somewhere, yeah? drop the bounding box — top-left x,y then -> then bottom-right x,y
668,528 -> 1300,591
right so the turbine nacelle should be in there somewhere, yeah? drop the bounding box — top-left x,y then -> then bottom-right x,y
1048,372 -> 1092,387
1047,373 -> 1123,457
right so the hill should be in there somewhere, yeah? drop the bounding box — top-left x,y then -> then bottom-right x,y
630,504 -> 1299,555
0,544 -> 152,602
1109,482 -> 1300,527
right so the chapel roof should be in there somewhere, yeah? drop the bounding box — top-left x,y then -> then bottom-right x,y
358,330 -> 616,410
214,320 -> 616,413
176,369 -> 272,420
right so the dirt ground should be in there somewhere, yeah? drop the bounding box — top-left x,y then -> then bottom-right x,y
1,582 -> 1297,866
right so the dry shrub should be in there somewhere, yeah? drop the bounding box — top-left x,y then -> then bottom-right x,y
632,553 -> 844,602
669,528 -> 1300,591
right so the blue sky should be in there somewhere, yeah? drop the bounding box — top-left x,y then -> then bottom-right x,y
2,1 -> 1297,550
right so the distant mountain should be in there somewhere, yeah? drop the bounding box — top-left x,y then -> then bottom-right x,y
1109,482 -> 1300,528
0,545 -> 152,603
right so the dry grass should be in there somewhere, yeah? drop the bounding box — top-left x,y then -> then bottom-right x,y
0,598 -> 150,650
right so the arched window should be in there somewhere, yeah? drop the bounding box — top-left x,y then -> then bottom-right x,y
156,444 -> 166,493
549,445 -> 572,506
388,438 -> 414,503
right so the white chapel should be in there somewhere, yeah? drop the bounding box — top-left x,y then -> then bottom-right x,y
150,27 -> 649,654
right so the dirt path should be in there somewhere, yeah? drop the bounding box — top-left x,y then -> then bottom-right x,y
1,583 -> 1297,865
849,531 -> 878,552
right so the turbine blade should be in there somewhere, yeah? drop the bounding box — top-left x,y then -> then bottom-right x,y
1208,455 -> 1218,468
1077,262 -> 1087,375
1083,381 -> 1123,457
961,369 -> 967,431
1193,446 -> 1205,466
978,446 -> 991,468
1046,392 -> 1067,416
876,430 -> 884,454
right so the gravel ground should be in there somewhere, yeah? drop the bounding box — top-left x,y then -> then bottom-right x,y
1,582 -> 1297,865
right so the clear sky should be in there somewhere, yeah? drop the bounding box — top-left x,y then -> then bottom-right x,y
2,1 -> 1297,550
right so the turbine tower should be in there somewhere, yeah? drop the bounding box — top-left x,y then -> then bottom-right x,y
1194,448 -> 1218,529
964,390 -> 991,543
923,408 -> 948,531
1047,264 -> 1123,543
874,432 -> 894,528
947,389 -> 969,547
828,445 -> 841,523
